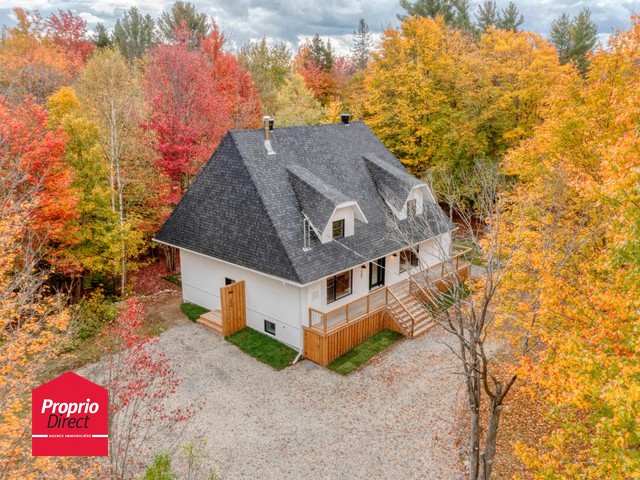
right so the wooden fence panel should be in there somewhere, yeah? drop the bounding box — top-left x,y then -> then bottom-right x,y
303,311 -> 401,366
220,280 -> 246,337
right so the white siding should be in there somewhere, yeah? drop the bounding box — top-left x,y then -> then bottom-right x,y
307,233 -> 452,312
180,232 -> 451,348
180,250 -> 303,349
320,206 -> 354,243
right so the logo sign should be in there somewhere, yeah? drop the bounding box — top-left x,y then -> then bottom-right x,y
32,371 -> 108,456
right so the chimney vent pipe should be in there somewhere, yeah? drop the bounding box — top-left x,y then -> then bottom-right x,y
340,113 -> 351,125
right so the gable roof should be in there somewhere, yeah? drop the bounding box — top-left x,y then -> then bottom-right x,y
363,154 -> 424,210
287,164 -> 351,232
155,121 -> 453,285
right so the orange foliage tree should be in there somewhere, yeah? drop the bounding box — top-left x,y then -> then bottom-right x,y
499,16 -> 640,478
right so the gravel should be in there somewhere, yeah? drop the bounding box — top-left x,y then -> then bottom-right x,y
85,321 -> 466,479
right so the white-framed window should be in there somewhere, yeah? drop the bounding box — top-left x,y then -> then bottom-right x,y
332,219 -> 345,239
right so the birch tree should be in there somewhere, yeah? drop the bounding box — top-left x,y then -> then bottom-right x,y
77,48 -> 147,296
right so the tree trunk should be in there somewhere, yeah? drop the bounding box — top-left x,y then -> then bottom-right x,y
163,245 -> 176,272
479,400 -> 502,480
469,401 -> 481,480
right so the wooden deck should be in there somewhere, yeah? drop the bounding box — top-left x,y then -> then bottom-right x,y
303,247 -> 472,365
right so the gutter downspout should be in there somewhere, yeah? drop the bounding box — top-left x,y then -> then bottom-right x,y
293,348 -> 303,364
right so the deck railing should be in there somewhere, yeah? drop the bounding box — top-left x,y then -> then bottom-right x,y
307,245 -> 472,335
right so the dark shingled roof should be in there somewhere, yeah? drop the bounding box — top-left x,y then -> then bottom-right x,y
155,121 -> 453,285
363,154 -> 423,210
286,164 -> 351,232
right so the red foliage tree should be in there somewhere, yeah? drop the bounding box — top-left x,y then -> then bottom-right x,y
46,10 -> 95,71
0,98 -> 79,273
144,26 -> 261,200
100,298 -> 199,479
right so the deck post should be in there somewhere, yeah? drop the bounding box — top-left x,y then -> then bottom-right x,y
323,314 -> 327,333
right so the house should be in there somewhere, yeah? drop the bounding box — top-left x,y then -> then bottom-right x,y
154,115 -> 470,365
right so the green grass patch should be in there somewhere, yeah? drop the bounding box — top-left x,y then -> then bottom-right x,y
226,328 -> 297,370
454,239 -> 484,267
162,273 -> 182,286
327,329 -> 404,375
180,302 -> 209,322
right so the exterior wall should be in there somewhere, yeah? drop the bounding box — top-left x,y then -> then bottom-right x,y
180,231 -> 452,349
320,205 -> 355,243
304,232 -> 453,314
180,250 -> 303,349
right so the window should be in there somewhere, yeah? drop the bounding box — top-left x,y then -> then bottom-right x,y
332,219 -> 345,239
264,320 -> 276,335
399,247 -> 419,273
327,270 -> 352,303
225,277 -> 235,286
406,199 -> 417,217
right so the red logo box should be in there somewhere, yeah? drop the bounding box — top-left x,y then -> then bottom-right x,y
32,371 -> 109,456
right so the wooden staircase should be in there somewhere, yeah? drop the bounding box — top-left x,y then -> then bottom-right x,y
387,282 -> 436,338
196,309 -> 223,335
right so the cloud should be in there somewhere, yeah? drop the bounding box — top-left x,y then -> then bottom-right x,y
0,0 -> 638,53
79,12 -> 103,24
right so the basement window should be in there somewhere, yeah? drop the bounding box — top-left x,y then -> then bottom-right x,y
399,247 -> 419,273
264,320 -> 276,336
332,219 -> 345,239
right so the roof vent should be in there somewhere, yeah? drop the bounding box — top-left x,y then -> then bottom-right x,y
262,116 -> 276,155
340,113 -> 351,125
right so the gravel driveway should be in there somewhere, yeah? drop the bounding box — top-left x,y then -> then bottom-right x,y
139,321 -> 467,480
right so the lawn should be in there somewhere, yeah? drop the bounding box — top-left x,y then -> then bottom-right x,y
180,302 -> 209,322
454,238 -> 484,267
327,329 -> 404,375
226,328 -> 298,370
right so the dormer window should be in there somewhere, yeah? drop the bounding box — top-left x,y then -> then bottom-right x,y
332,219 -> 345,239
407,199 -> 417,217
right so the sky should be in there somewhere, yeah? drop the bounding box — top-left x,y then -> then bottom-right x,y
1,0 -> 639,54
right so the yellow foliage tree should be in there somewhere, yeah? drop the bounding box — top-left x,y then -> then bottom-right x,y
500,15 -> 640,479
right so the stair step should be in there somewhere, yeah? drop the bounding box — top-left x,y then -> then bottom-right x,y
196,312 -> 223,334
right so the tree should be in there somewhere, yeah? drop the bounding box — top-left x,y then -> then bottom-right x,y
0,98 -> 79,273
0,9 -> 73,102
352,18 -> 373,70
77,48 -> 152,296
93,23 -> 112,48
45,9 -> 95,69
501,16 -> 640,478
113,6 -> 158,61
272,73 -> 326,126
238,37 -> 291,114
158,1 -> 210,46
0,96 -> 91,479
398,0 -> 456,24
496,2 -> 524,32
46,87 -> 121,290
96,298 -> 199,479
365,17 -> 484,177
475,1 -> 498,32
398,0 -> 475,32
549,7 -> 598,75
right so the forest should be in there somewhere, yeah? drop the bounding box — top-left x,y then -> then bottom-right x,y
1,0 -> 638,478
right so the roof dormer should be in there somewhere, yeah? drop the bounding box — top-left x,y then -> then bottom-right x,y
363,155 -> 436,221
287,165 -> 368,244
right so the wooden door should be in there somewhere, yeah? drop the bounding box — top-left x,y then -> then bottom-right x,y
220,280 -> 246,336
